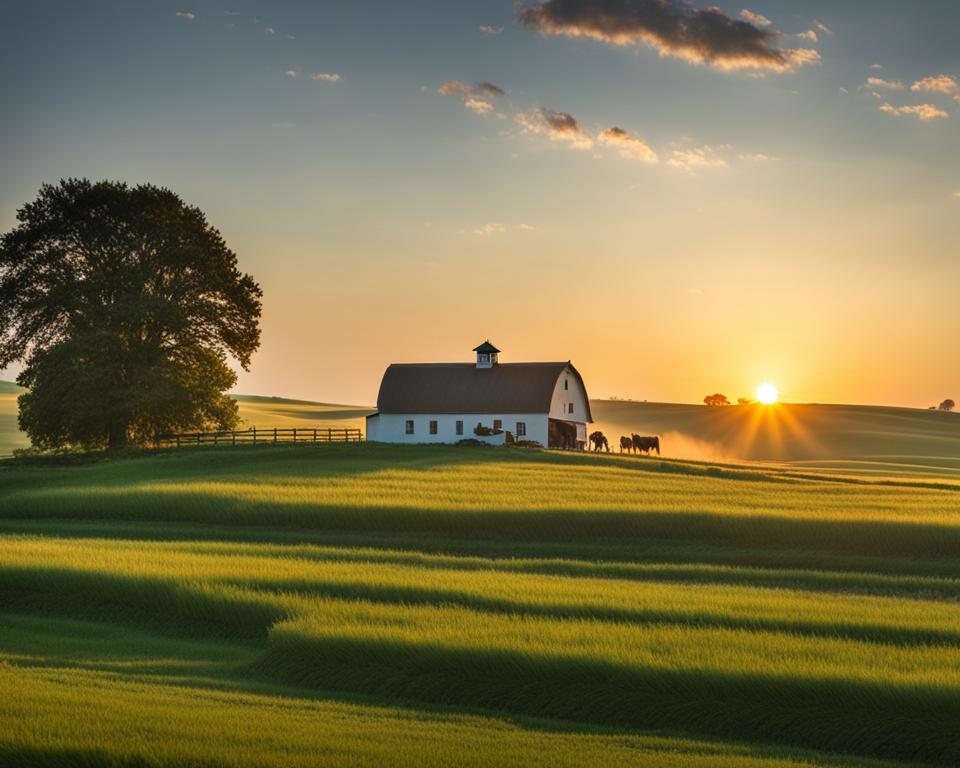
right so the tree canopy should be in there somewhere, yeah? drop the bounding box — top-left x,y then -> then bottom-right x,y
0,179 -> 262,449
704,393 -> 731,406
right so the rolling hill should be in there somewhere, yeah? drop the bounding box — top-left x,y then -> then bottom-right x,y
591,400 -> 960,478
2,443 -> 959,766
2,383 -> 957,478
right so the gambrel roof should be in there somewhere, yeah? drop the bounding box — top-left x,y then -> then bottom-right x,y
375,362 -> 592,420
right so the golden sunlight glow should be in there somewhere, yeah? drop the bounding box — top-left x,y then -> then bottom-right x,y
756,382 -> 779,405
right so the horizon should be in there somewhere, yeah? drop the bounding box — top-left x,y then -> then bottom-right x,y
2,1 -> 958,409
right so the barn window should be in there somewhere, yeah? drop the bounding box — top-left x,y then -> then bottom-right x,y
493,419 -> 502,431
405,420 -> 414,434
516,421 -> 526,437
567,403 -> 574,414
565,378 -> 569,390
429,420 -> 438,435
455,420 -> 463,436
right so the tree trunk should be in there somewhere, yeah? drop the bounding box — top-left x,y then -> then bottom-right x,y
108,420 -> 128,450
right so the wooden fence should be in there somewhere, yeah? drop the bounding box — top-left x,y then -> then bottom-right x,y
157,426 -> 363,448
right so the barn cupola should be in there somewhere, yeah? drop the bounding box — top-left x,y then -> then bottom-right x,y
473,340 -> 500,369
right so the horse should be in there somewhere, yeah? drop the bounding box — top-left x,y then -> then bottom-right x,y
619,435 -> 633,453
631,434 -> 660,456
589,431 -> 609,453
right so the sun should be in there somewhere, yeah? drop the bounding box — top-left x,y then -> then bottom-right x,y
756,382 -> 779,405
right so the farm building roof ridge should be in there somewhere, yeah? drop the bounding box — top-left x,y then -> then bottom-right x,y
376,361 -> 592,419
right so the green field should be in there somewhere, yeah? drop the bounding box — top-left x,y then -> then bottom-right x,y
0,386 -> 370,457
1,442 -> 959,766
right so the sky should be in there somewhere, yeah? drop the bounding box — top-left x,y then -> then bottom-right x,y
1,0 -> 958,408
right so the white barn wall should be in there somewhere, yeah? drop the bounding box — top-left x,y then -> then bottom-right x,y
549,366 -> 590,422
366,413 -> 549,446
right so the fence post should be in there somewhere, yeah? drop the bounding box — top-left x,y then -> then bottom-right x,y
273,427 -> 277,443
253,426 -> 257,445
313,428 -> 317,443
232,431 -> 236,446
293,428 -> 297,444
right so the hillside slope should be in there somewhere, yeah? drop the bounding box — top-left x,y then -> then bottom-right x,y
3,383 -> 957,477
591,400 -> 960,477
1,444 -> 958,766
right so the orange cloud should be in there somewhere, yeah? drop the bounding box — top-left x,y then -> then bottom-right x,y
911,74 -> 958,94
517,0 -> 820,73
464,97 -> 494,114
667,145 -> 729,172
516,108 -> 593,150
866,77 -> 904,90
438,80 -> 506,117
598,127 -> 658,163
438,81 -> 471,97
739,9 -> 771,27
879,102 -> 949,121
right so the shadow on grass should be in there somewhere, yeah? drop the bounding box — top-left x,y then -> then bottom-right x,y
260,631 -> 960,768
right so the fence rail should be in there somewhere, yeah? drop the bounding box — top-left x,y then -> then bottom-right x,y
157,426 -> 363,448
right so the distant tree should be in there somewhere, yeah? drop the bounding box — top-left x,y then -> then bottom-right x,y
704,393 -> 731,406
0,179 -> 262,450
940,399 -> 956,412
737,397 -> 754,406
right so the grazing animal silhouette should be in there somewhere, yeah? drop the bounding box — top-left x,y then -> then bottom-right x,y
589,431 -> 609,453
620,435 -> 633,453
631,434 -> 660,456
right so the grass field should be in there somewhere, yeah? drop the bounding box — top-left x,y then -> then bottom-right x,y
1,442 -> 959,766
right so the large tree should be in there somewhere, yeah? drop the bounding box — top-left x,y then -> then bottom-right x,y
0,179 -> 262,449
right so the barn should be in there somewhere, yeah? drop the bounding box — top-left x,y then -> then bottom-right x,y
365,341 -> 592,448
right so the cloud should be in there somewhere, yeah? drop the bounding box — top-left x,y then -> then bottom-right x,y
911,74 -> 958,94
479,25 -> 504,36
471,223 -> 506,236
464,97 -> 494,114
224,10 -> 240,16
796,30 -> 817,42
869,63 -> 883,70
311,72 -> 342,82
519,223 -> 536,230
474,81 -> 506,98
879,102 -> 949,121
438,80 -> 506,116
175,11 -> 195,20
516,0 -> 820,73
438,80 -> 471,97
285,68 -> 299,78
516,108 -> 594,149
264,27 -> 275,35
738,152 -> 772,162
814,21 -> 833,35
739,9 -> 771,27
666,144 -> 729,172
866,77 -> 904,90
598,126 -> 658,163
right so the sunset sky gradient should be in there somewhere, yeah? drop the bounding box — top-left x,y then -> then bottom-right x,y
1,1 -> 958,407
